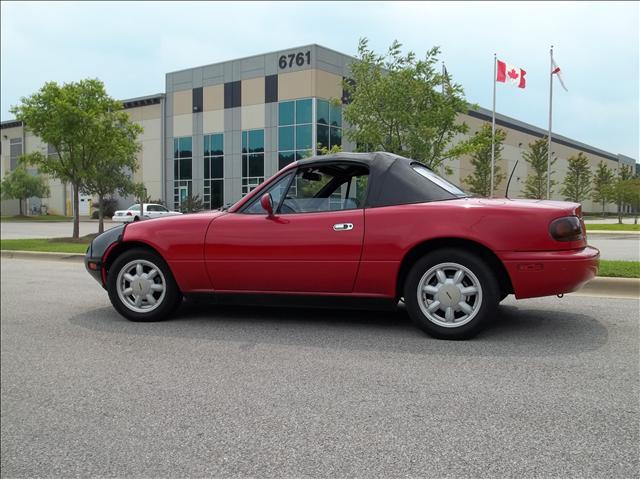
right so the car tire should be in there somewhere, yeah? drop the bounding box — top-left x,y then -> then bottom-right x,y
404,248 -> 499,340
107,248 -> 182,322
133,216 -> 140,222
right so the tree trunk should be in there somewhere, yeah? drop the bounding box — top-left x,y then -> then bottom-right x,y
18,198 -> 24,216
98,194 -> 104,234
602,199 -> 605,217
72,183 -> 80,239
617,201 -> 623,225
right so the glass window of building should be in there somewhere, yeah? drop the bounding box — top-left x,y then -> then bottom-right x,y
242,129 -> 265,196
278,98 -> 313,170
316,99 -> 342,152
173,136 -> 193,210
9,138 -> 23,171
203,133 -> 224,210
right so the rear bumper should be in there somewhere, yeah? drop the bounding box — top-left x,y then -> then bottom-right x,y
501,246 -> 600,299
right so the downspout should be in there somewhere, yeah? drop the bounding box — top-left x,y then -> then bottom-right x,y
161,95 -> 166,204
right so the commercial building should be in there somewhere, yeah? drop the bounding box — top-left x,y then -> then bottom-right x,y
1,44 -> 636,216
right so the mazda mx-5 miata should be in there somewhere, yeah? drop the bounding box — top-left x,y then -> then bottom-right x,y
85,152 -> 599,339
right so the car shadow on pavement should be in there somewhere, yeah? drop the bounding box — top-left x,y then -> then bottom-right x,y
71,299 -> 609,357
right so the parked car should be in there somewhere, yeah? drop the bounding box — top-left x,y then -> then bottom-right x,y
112,203 -> 182,223
86,152 -> 599,339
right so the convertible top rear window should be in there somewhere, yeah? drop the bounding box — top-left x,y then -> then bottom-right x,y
412,164 -> 467,197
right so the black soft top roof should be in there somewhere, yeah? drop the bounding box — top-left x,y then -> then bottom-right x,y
296,151 -> 459,207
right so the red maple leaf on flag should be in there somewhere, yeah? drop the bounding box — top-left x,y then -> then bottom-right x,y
508,68 -> 519,79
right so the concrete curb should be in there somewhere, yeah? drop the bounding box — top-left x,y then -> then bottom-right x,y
572,277 -> 640,299
2,249 -> 638,298
587,230 -> 640,235
1,250 -> 85,262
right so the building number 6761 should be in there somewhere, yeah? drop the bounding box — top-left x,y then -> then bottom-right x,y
279,51 -> 311,69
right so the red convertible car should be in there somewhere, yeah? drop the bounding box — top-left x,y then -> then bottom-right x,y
85,152 -> 599,339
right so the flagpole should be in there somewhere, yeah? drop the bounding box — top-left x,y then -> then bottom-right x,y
547,45 -> 554,200
491,53 -> 496,198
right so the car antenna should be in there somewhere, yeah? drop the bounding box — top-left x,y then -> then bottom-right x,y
505,159 -> 519,199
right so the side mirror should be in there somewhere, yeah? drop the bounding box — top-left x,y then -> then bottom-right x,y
260,193 -> 274,217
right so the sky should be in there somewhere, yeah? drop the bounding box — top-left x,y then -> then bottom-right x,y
1,1 -> 638,161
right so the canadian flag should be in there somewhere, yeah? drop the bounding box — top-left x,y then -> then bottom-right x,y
496,60 -> 526,88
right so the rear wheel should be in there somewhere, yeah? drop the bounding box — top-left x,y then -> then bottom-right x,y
107,248 -> 182,322
404,249 -> 499,340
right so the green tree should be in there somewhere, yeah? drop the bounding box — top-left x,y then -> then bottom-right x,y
342,38 -> 473,171
591,160 -> 615,215
179,194 -> 203,213
10,79 -> 127,238
0,161 -> 50,216
561,152 -> 592,203
317,144 -> 343,156
81,112 -> 143,233
523,138 -> 556,199
610,165 -> 636,223
463,123 -> 507,197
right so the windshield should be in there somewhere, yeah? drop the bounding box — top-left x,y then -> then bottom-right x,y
127,205 -> 141,210
412,164 -> 467,197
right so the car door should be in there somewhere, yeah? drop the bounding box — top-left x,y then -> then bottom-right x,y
204,164 -> 368,293
145,205 -> 158,218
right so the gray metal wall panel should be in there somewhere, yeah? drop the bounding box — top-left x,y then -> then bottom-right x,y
204,63 -> 224,79
192,68 -> 203,88
223,62 -> 233,83
192,113 -> 204,199
203,76 -> 224,87
172,70 -> 193,85
232,61 -> 241,81
173,82 -> 193,92
264,53 -> 278,76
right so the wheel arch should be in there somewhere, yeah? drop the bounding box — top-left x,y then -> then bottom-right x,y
104,240 -> 166,276
396,237 -> 514,300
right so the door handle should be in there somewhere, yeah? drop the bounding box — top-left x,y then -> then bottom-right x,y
333,223 -> 354,231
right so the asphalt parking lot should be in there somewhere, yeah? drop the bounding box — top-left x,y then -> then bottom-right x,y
1,258 -> 638,478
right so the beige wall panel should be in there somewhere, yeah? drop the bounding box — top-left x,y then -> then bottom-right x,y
173,90 -> 192,115
173,113 -> 193,137
46,178 -> 67,216
140,118 -> 161,140
127,107 -> 143,122
141,103 -> 162,121
25,132 -> 46,154
203,110 -> 224,134
315,70 -> 342,100
241,104 -> 265,130
141,140 -> 162,199
204,85 -> 224,111
278,70 -> 313,100
242,77 -> 265,106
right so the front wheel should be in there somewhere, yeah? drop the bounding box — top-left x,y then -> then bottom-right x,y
107,248 -> 182,322
404,249 -> 499,340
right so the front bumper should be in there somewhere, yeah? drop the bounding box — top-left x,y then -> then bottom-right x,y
501,246 -> 600,299
84,224 -> 125,288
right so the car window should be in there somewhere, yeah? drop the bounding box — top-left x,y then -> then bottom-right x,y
158,206 -> 169,212
147,205 -> 157,212
127,205 -> 140,211
280,164 -> 369,214
243,172 -> 294,215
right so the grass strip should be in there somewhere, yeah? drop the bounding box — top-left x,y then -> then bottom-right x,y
598,260 -> 640,278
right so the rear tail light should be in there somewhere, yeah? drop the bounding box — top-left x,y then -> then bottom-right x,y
549,216 -> 584,242
126,212 -> 132,216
